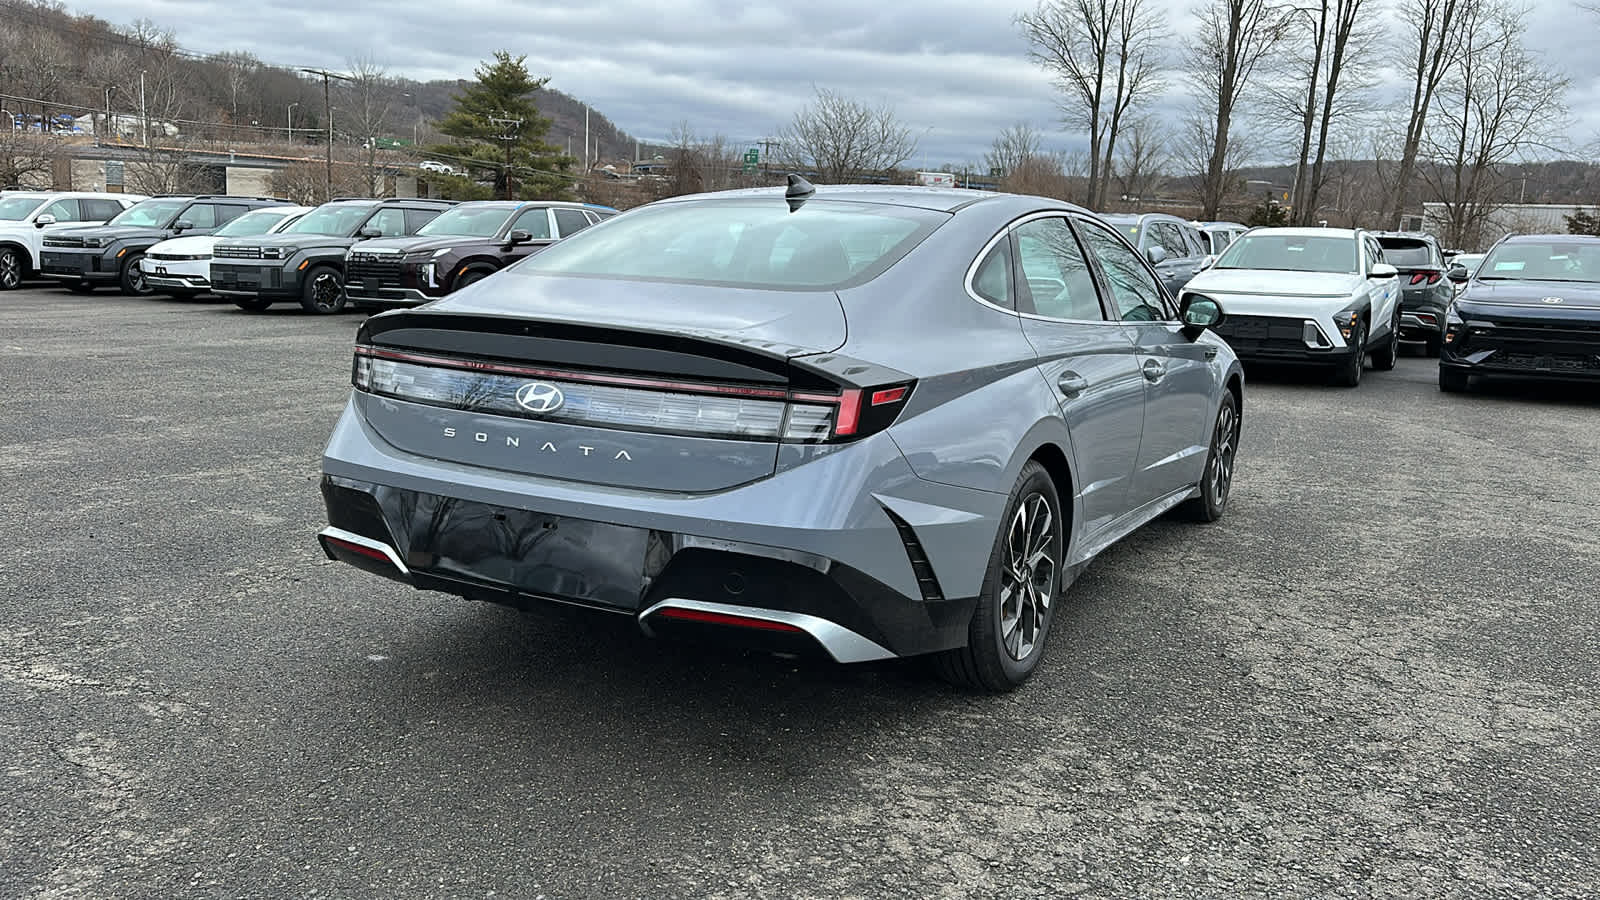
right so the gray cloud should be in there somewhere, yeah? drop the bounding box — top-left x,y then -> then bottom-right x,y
88,0 -> 1600,165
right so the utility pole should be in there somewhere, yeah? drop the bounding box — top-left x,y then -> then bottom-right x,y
488,113 -> 523,200
583,105 -> 589,174
139,71 -> 147,150
301,67 -> 355,201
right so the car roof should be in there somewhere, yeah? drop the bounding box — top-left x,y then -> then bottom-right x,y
1501,233 -> 1600,243
1246,226 -> 1362,239
1101,212 -> 1189,225
655,184 -> 998,213
1199,221 -> 1246,231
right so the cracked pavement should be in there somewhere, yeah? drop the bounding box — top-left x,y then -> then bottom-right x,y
1,288 -> 1597,898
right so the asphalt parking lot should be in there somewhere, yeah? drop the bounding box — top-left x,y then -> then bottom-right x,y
2,286 -> 1597,899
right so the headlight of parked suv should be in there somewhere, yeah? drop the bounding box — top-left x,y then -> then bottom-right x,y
1330,308 -> 1361,340
1443,304 -> 1464,346
418,262 -> 438,287
261,247 -> 289,260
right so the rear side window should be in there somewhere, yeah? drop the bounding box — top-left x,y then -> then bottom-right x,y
403,208 -> 443,233
519,199 -> 945,291
553,208 -> 591,237
81,199 -> 125,221
1377,239 -> 1434,267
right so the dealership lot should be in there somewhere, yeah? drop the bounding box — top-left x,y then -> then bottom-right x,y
2,288 -> 1597,897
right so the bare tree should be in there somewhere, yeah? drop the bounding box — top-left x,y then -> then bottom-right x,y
1384,0 -> 1472,227
1177,111 -> 1255,214
985,122 -> 1045,178
1421,0 -> 1568,249
1188,0 -> 1287,219
775,87 -> 917,182
1018,0 -> 1166,208
1001,151 -> 1077,200
0,126 -> 59,188
342,56 -> 395,196
210,51 -> 261,125
1110,115 -> 1168,202
1299,0 -> 1383,225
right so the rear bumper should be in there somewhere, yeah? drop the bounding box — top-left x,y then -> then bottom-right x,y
1399,293 -> 1449,339
317,397 -> 1004,660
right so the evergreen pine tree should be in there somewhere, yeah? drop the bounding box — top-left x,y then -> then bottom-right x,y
429,52 -> 572,199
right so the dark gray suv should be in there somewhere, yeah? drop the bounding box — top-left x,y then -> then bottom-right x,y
1374,231 -> 1454,355
1100,213 -> 1210,297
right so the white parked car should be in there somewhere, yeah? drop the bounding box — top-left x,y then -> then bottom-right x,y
141,205 -> 312,298
1178,227 -> 1403,387
419,161 -> 456,175
0,191 -> 146,290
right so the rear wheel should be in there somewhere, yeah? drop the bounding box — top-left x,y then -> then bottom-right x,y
120,254 -> 152,295
0,248 -> 23,290
1439,367 -> 1470,393
299,266 -> 346,314
934,461 -> 1062,692
233,296 -> 273,312
1331,321 -> 1366,387
1372,309 -> 1400,371
1179,391 -> 1239,523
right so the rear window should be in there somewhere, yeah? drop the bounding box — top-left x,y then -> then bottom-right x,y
1377,239 -> 1435,267
518,199 -> 946,290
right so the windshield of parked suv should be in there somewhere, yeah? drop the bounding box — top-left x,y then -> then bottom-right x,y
1215,234 -> 1357,273
109,199 -> 187,228
0,195 -> 46,220
213,209 -> 292,237
417,205 -> 512,238
518,199 -> 945,290
283,203 -> 376,236
1377,240 -> 1434,267
1478,240 -> 1600,283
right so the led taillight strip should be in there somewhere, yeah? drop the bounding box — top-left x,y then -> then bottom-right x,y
357,345 -> 795,401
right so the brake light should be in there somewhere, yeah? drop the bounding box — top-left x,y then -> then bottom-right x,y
654,607 -> 804,633
784,382 -> 911,443
1411,271 -> 1442,285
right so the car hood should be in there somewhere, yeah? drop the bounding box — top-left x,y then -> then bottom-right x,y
148,234 -> 221,255
1184,268 -> 1364,299
220,233 -> 356,250
430,271 -> 848,356
1458,279 -> 1600,311
51,224 -> 169,242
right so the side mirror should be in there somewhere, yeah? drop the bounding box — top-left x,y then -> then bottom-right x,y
1199,254 -> 1217,270
1145,245 -> 1168,265
1179,293 -> 1224,338
357,227 -> 382,239
1368,262 -> 1398,279
33,213 -> 56,228
504,229 -> 532,247
171,219 -> 194,234
1447,263 -> 1468,282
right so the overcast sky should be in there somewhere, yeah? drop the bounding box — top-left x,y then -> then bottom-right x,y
89,0 -> 1600,166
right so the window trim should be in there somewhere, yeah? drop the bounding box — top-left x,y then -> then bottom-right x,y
1071,214 -> 1181,323
963,210 -> 1121,326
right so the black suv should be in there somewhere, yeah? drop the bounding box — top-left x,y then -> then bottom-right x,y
1374,231 -> 1454,355
39,195 -> 288,295
1440,234 -> 1600,393
344,201 -> 617,308
213,197 -> 456,314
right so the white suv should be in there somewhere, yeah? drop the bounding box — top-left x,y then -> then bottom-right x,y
141,205 -> 311,298
0,191 -> 146,290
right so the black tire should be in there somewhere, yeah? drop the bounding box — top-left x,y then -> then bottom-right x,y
0,247 -> 23,290
1178,390 -> 1239,522
934,460 -> 1064,692
1372,309 -> 1400,371
232,296 -> 273,312
119,254 -> 152,295
1439,367 -> 1470,393
1331,320 -> 1366,387
453,266 -> 495,291
299,266 -> 346,314
67,282 -> 95,294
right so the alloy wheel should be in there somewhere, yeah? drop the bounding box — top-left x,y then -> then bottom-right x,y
311,273 -> 343,312
999,492 -> 1056,662
1208,401 -> 1237,506
0,250 -> 19,289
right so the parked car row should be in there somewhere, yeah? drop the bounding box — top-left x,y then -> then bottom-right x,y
13,191 -> 617,313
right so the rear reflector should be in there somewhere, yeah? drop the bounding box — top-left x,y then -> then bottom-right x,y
654,607 -> 804,633
326,535 -> 392,564
871,386 -> 908,405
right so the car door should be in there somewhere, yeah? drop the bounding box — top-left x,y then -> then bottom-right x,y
1363,236 -> 1400,333
37,198 -> 83,225
1010,215 -> 1146,538
1076,216 -> 1217,508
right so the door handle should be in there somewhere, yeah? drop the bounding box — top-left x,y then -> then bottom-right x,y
1057,371 -> 1089,398
1142,358 -> 1166,382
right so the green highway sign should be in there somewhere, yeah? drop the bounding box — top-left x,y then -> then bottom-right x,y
743,148 -> 759,173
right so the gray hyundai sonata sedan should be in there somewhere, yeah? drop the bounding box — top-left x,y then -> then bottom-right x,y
317,179 -> 1243,691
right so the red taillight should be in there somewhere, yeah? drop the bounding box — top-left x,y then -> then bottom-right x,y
786,382 -> 911,443
654,607 -> 804,633
870,386 -> 908,405
1411,271 -> 1442,285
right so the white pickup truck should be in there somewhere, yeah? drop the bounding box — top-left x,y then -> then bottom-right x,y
0,191 -> 146,290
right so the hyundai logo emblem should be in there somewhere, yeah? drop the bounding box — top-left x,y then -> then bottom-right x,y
514,381 -> 565,413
